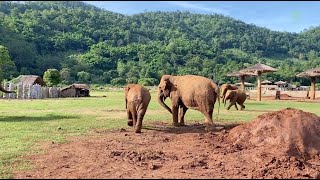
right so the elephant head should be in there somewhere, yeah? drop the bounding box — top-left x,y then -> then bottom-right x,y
157,75 -> 173,114
0,84 -> 15,93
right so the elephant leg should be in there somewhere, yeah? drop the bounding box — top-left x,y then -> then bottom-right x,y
204,108 -> 214,131
127,109 -> 133,126
227,101 -> 235,110
240,104 -> 245,110
178,105 -> 188,126
172,105 -> 179,127
234,102 -> 239,110
135,108 -> 146,133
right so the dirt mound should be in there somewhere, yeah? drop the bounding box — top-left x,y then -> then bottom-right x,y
227,108 -> 320,159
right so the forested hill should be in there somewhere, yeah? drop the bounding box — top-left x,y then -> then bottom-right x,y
0,1 -> 319,86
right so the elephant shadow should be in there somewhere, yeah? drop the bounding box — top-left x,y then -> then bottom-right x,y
143,121 -> 242,134
0,114 -> 79,122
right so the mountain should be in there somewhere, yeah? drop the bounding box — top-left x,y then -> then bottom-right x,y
0,1 -> 319,85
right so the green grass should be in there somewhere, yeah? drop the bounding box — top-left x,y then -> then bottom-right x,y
0,91 -> 320,178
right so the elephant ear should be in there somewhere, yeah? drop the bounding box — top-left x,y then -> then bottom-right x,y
124,85 -> 132,109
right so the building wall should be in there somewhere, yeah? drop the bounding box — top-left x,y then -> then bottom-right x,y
61,88 -> 76,98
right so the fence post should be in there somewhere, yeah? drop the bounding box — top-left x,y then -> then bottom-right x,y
17,84 -> 23,99
8,83 -> 15,99
2,82 -> 9,99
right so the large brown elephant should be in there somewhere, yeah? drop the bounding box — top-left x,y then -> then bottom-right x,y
220,84 -> 238,104
0,84 -> 15,93
157,75 -> 220,129
224,89 -> 247,110
125,84 -> 151,133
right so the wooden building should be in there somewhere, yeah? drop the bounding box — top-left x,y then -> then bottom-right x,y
60,83 -> 90,97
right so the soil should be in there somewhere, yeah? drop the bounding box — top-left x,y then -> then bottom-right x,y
13,108 -> 320,179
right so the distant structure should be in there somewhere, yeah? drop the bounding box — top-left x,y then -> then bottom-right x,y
60,83 -> 90,97
16,75 -> 46,86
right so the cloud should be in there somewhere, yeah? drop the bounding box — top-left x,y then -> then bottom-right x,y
163,1 -> 230,15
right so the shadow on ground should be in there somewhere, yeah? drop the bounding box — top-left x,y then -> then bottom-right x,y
143,121 -> 242,134
0,114 -> 79,122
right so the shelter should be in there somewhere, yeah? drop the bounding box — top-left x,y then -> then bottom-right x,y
235,82 -> 254,86
16,75 -> 46,86
239,63 -> 277,101
226,71 -> 256,90
296,67 -> 320,100
61,83 -> 90,98
261,80 -> 272,85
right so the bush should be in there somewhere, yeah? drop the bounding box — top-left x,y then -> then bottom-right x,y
111,77 -> 126,86
126,77 -> 138,84
43,68 -> 61,86
138,78 -> 159,86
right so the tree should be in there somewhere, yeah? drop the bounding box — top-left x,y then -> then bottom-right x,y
77,71 -> 90,83
0,45 -> 17,80
43,68 -> 61,86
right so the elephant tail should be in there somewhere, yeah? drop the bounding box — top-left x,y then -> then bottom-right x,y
211,82 -> 220,120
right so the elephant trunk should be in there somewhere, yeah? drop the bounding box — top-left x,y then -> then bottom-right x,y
157,91 -> 172,114
0,84 -> 14,93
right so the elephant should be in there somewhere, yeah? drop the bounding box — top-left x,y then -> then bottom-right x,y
0,84 -> 15,93
157,75 -> 220,130
220,84 -> 238,104
124,84 -> 151,133
224,89 -> 247,110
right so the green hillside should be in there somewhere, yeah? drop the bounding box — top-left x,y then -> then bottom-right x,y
0,1 -> 319,86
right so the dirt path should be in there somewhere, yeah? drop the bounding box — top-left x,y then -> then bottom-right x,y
13,114 -> 320,179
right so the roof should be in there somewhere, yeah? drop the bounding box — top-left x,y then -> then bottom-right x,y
261,80 -> 272,84
235,82 -> 254,86
226,70 -> 257,77
16,75 -> 46,86
61,83 -> 90,91
240,63 -> 277,74
296,67 -> 320,77
274,81 -> 287,85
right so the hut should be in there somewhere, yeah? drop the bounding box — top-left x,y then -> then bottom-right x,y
60,83 -> 90,98
239,63 -> 277,101
226,71 -> 257,90
261,80 -> 272,85
16,75 -> 46,86
296,67 -> 320,100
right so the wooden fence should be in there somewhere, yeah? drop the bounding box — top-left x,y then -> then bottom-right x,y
1,82 -> 61,99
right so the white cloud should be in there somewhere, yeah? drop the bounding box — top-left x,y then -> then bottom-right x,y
163,1 -> 230,15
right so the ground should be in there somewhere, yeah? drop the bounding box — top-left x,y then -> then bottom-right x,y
13,120 -> 320,179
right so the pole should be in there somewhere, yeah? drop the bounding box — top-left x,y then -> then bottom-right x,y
257,71 -> 262,101
311,77 -> 316,100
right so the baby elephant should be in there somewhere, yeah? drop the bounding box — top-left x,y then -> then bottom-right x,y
224,89 -> 247,110
124,84 -> 151,133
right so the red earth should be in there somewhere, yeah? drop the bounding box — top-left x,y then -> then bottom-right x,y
13,108 -> 320,179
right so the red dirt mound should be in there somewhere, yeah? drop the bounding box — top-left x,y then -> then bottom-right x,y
227,108 -> 320,159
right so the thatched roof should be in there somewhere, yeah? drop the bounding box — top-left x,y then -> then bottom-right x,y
296,67 -> 320,77
235,82 -> 254,86
261,80 -> 272,84
226,71 -> 257,77
16,75 -> 46,86
61,83 -> 90,91
274,81 -> 287,85
240,63 -> 277,74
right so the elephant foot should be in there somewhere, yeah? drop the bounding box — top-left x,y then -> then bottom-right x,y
128,119 -> 133,126
172,122 -> 179,127
135,129 -> 142,133
178,122 -> 186,126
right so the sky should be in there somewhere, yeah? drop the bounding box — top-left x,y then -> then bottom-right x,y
83,1 -> 320,33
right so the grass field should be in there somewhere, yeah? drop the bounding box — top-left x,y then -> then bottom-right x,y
1,91 -> 320,178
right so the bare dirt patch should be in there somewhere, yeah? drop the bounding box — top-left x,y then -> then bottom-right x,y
13,108 -> 320,179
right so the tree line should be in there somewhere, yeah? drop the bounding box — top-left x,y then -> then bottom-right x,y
0,1 -> 319,86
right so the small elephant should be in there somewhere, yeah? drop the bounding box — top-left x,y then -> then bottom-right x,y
220,84 -> 238,104
224,89 -> 247,110
124,84 -> 151,133
157,75 -> 220,129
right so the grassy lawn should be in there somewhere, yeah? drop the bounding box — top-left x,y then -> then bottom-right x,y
0,90 -> 320,178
